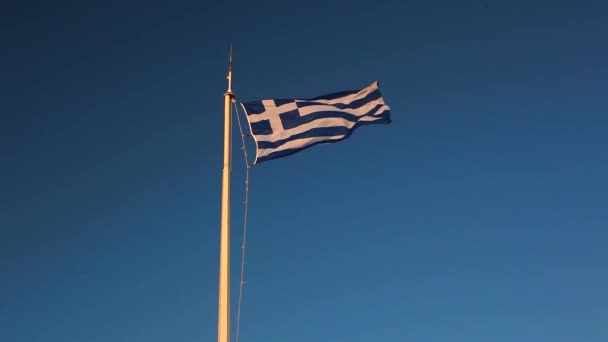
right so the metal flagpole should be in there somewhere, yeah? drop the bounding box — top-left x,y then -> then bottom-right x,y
218,46 -> 233,342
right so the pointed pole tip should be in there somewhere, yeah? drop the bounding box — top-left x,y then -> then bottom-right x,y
226,44 -> 233,94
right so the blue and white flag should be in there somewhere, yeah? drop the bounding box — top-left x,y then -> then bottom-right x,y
240,81 -> 391,164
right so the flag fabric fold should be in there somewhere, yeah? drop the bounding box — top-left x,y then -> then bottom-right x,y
240,81 -> 391,164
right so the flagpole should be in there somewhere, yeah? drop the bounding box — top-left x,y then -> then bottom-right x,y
218,46 -> 233,342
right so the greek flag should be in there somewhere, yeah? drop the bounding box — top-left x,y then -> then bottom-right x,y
240,81 -> 391,164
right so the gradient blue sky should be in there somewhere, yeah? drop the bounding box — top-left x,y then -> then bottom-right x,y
2,1 -> 608,341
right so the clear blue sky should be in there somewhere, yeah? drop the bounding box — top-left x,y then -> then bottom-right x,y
2,1 -> 607,341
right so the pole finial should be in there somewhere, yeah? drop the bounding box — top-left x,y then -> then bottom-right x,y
229,44 -> 233,70
227,44 -> 233,94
